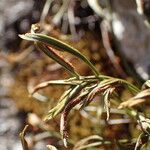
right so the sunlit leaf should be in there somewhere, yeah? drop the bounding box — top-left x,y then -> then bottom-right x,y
31,79 -> 81,95
60,88 -> 90,147
44,82 -> 87,121
37,43 -> 80,78
19,33 -> 99,76
118,89 -> 150,108
73,135 -> 105,150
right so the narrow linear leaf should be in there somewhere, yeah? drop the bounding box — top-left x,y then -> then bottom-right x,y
134,89 -> 150,99
99,78 -> 120,87
96,75 -> 139,94
118,89 -> 150,108
76,141 -> 103,150
80,84 -> 99,109
31,79 -> 81,95
81,84 -> 110,109
37,43 -> 79,78
58,87 -> 74,103
74,135 -> 104,150
103,88 -> 115,121
75,135 -> 103,146
125,84 -> 140,95
100,78 -> 140,94
27,81 -> 49,102
60,89 -> 90,147
121,80 -> 140,94
19,33 -> 99,76
44,82 -> 88,121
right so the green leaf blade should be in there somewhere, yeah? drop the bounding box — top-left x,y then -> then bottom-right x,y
19,33 -> 99,76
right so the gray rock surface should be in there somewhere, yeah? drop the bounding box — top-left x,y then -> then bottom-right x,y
0,56 -> 24,150
111,0 -> 150,80
0,0 -> 43,51
0,98 -> 23,150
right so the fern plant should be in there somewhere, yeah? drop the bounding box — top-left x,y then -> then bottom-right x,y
19,24 -> 150,149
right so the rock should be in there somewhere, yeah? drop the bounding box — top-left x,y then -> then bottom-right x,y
0,0 -> 43,51
111,0 -> 150,80
0,98 -> 26,150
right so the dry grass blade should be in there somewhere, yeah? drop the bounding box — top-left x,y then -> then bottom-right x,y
118,89 -> 150,109
75,141 -> 103,150
73,135 -> 104,150
19,33 -> 99,76
19,125 -> 29,150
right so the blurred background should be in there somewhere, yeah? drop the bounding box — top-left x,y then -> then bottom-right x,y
0,0 -> 150,150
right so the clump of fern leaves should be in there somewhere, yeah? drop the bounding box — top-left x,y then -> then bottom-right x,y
19,24 -> 150,150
